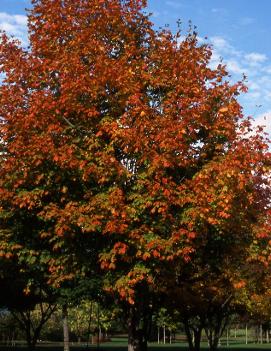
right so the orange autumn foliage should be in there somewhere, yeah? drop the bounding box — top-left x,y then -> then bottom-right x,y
0,0 -> 270,305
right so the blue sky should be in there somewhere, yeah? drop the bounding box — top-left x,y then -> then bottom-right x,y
0,0 -> 271,135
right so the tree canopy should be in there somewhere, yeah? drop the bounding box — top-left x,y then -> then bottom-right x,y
0,1 -> 270,351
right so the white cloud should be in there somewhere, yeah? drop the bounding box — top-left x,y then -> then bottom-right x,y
0,12 -> 28,46
210,36 -> 229,50
210,36 -> 241,57
226,60 -> 246,75
253,111 -> 271,137
0,13 -> 27,26
208,35 -> 271,117
248,91 -> 261,100
247,81 -> 261,91
245,52 -> 267,66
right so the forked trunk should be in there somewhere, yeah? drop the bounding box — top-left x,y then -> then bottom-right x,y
207,334 -> 220,351
11,304 -> 57,351
205,314 -> 228,351
183,318 -> 203,351
127,305 -> 148,351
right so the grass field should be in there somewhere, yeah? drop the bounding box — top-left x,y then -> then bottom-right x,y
0,345 -> 270,351
1,337 -> 270,351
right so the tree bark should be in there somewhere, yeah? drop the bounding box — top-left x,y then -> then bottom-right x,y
245,324 -> 248,345
205,314 -> 228,351
62,304 -> 70,351
183,318 -> 203,351
25,315 -> 36,351
127,305 -> 148,351
194,329 -> 202,351
260,324 -> 263,344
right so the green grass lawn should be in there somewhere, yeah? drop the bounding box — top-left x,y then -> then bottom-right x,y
0,337 -> 270,351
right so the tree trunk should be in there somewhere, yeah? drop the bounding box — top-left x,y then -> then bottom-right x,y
245,324 -> 248,345
86,302 -> 93,347
194,329 -> 202,351
208,336 -> 220,351
226,328 -> 229,346
184,319 -> 194,351
62,304 -> 70,351
205,323 -> 219,351
260,324 -> 263,344
205,311 -> 230,351
22,319 -> 42,350
11,304 -> 56,351
25,319 -> 36,351
183,319 -> 202,351
127,305 -> 148,351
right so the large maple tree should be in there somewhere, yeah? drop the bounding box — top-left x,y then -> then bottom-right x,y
0,1 -> 270,351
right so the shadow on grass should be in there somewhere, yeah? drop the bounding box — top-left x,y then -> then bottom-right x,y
0,342 -> 271,351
